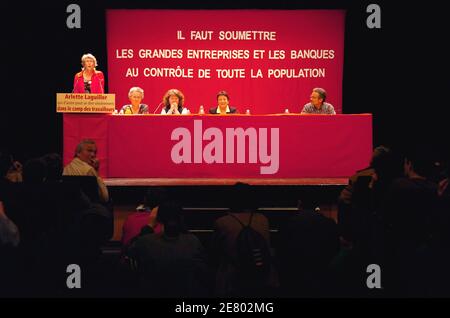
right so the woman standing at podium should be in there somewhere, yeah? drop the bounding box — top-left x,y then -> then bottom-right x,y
73,53 -> 105,94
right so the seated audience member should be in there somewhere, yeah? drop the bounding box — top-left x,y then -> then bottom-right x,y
209,91 -> 238,114
300,87 -> 336,114
19,158 -> 62,246
0,199 -> 20,297
438,176 -> 449,198
422,159 -> 450,297
277,200 -> 340,297
128,202 -> 209,297
121,187 -> 168,250
63,139 -> 109,203
6,157 -> 66,295
119,87 -> 149,114
73,53 -> 104,94
1,149 -> 14,184
62,142 -> 113,263
80,202 -> 113,261
6,161 -> 23,183
23,158 -> 47,184
338,146 -> 403,244
41,153 -> 63,182
380,148 -> 439,243
375,147 -> 440,296
160,89 -> 189,114
211,182 -> 278,297
0,200 -> 20,248
1,148 -> 22,183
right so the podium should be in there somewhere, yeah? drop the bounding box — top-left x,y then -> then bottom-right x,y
56,93 -> 115,113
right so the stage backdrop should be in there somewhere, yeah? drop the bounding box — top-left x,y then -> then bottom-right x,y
106,10 -> 345,114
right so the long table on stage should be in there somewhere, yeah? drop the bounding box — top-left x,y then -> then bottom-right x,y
63,113 -> 372,182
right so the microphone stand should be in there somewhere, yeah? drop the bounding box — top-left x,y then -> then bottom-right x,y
153,102 -> 165,114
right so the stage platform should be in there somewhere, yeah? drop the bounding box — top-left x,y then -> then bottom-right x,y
104,178 -> 348,187
106,178 -> 348,241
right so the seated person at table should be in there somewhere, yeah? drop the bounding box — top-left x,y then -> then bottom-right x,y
119,87 -> 149,114
160,89 -> 189,115
300,88 -> 336,115
209,91 -> 239,114
73,53 -> 105,94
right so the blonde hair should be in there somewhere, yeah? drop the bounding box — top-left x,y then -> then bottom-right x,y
81,53 -> 98,70
128,87 -> 144,99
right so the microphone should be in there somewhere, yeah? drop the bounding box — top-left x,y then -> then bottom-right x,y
153,102 -> 165,114
98,77 -> 104,93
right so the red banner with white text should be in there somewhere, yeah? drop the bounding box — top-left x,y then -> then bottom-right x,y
106,10 -> 345,114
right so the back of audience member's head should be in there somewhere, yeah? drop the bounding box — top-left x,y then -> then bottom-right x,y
23,158 -> 47,184
230,182 -> 257,212
427,155 -> 447,184
297,199 -> 304,211
370,145 -> 403,182
41,153 -> 62,182
436,160 -> 448,183
439,158 -> 450,196
284,199 -> 339,266
0,149 -> 13,178
156,202 -> 185,237
404,146 -> 439,179
297,199 -> 319,213
144,187 -> 168,210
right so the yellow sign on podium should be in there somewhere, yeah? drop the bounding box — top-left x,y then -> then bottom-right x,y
56,93 -> 115,113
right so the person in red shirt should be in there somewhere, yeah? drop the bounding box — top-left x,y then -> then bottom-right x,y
121,187 -> 168,250
73,53 -> 104,94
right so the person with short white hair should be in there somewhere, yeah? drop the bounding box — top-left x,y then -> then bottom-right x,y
73,53 -> 105,94
119,87 -> 149,114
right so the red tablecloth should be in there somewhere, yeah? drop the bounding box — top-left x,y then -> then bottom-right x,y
63,114 -> 372,178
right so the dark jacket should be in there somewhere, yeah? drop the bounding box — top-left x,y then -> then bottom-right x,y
209,106 -> 238,114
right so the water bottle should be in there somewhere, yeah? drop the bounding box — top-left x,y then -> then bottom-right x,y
284,108 -> 290,114
198,105 -> 205,114
245,109 -> 250,115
